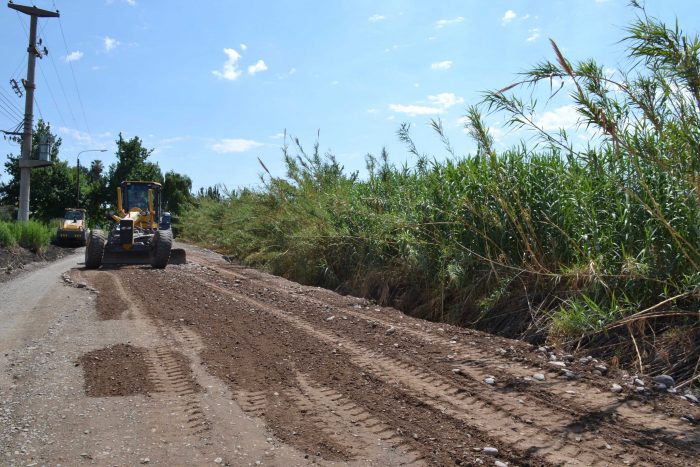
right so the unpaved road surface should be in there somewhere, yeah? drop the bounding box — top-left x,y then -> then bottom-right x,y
1,246 -> 698,466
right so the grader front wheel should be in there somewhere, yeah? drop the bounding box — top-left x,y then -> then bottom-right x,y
149,229 -> 172,269
84,230 -> 105,269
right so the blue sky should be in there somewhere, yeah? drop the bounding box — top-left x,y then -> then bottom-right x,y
1,0 -> 699,191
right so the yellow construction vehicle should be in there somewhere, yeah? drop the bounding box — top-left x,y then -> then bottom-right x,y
84,180 -> 185,268
56,208 -> 88,246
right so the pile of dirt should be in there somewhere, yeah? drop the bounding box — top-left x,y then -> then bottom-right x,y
78,344 -> 154,397
0,245 -> 77,283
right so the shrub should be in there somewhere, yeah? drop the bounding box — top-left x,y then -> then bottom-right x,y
0,222 -> 15,247
14,221 -> 53,253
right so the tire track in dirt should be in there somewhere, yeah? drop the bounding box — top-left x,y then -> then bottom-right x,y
199,259 -> 699,456
123,266 -> 533,465
79,269 -> 212,444
144,346 -> 208,437
288,372 -> 425,465
73,269 -> 132,320
182,272 -> 650,467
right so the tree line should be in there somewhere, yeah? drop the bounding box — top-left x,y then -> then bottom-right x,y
0,120 -> 193,225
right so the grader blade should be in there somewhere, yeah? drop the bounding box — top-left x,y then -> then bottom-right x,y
169,248 -> 187,265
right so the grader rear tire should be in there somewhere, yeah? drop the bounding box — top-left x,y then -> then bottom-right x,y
149,229 -> 172,269
84,229 -> 105,269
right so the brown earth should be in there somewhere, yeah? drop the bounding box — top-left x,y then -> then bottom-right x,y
0,245 -> 76,283
74,247 -> 699,466
2,245 -> 698,466
79,344 -> 155,397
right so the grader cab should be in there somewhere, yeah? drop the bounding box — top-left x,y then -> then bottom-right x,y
84,181 -> 185,269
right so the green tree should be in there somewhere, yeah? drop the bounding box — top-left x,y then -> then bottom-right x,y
162,170 -> 193,214
87,160 -> 104,184
106,134 -> 163,202
0,120 -> 76,220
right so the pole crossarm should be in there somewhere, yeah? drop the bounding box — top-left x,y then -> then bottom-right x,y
7,2 -> 59,18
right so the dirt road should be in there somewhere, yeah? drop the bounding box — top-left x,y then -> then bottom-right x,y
1,246 -> 698,466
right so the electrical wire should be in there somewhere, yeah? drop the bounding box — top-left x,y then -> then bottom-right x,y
37,59 -> 69,127
14,11 -> 28,37
55,13 -> 92,136
0,103 -> 21,125
0,107 -> 23,129
34,96 -> 44,121
0,88 -> 24,119
11,56 -> 26,81
45,37 -> 79,128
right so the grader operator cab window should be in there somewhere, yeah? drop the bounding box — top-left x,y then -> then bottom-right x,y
65,210 -> 84,221
123,183 -> 159,212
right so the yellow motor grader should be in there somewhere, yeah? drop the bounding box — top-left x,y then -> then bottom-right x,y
84,180 -> 185,269
56,208 -> 88,246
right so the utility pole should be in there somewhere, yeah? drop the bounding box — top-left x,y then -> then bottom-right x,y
8,2 -> 59,221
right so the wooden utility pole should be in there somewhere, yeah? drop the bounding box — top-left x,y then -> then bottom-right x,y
7,2 -> 59,221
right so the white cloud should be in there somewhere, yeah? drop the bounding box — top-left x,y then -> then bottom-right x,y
428,92 -> 464,109
270,132 -> 286,139
240,43 -> 247,51
126,0 -> 136,5
431,60 -> 453,70
104,36 -> 120,52
435,17 -> 464,29
488,126 -> 506,143
367,108 -> 378,114
388,104 -> 443,116
65,51 -> 83,62
368,14 -> 385,22
527,28 -> 541,42
58,127 -> 113,147
213,48 -> 242,80
160,136 -> 188,144
502,10 -> 517,25
248,59 -> 268,75
59,127 -> 92,144
536,104 -> 580,131
211,138 -> 263,153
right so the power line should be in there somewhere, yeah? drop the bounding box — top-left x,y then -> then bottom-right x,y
0,100 -> 23,123
37,53 -> 70,128
14,11 -> 28,37
0,88 -> 24,119
11,55 -> 26,81
0,104 -> 20,123
55,13 -> 91,136
44,36 -> 78,128
34,96 -> 43,121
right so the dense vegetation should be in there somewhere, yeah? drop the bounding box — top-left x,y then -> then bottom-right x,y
0,220 -> 54,252
180,8 -> 700,385
0,124 -> 193,248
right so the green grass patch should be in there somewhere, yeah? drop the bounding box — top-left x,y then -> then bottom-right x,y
2,220 -> 54,253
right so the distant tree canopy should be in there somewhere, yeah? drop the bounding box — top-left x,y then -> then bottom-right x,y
0,120 -> 75,220
162,171 -> 193,214
106,133 -> 164,196
0,125 -> 194,223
